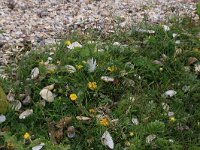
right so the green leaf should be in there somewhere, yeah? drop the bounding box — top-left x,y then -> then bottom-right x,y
147,120 -> 165,134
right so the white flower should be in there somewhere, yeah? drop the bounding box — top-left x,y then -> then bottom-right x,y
146,134 -> 156,144
0,115 -> 6,124
194,64 -> 200,74
172,33 -> 178,38
67,42 -> 82,49
163,25 -> 170,31
101,131 -> 114,149
101,76 -> 114,82
163,90 -> 177,98
87,58 -> 96,72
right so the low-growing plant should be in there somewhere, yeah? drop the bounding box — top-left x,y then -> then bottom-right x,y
0,18 -> 200,149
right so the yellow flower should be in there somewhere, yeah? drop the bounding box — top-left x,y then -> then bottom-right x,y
69,93 -> 77,101
169,117 -> 176,123
129,132 -> 134,137
107,66 -> 117,72
23,132 -> 30,140
88,82 -> 97,90
160,67 -> 163,71
65,40 -> 71,46
89,109 -> 96,113
100,118 -> 109,126
76,64 -> 83,70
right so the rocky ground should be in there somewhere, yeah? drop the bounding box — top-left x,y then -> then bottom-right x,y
0,0 -> 198,66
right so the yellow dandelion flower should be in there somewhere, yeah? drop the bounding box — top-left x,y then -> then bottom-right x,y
88,82 -> 97,90
65,40 -> 71,46
107,66 -> 117,72
129,132 -> 134,137
100,118 -> 109,126
89,109 -> 96,113
76,64 -> 83,70
23,132 -> 30,140
169,117 -> 176,123
69,93 -> 77,101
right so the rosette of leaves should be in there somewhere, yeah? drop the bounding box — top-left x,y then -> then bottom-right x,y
146,120 -> 165,134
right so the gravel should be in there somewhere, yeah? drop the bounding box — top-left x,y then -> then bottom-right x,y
0,0 -> 198,66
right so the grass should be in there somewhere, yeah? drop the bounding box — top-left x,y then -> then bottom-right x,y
0,17 -> 200,149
